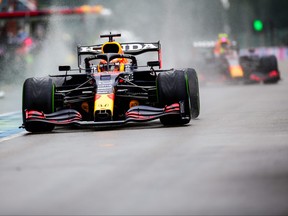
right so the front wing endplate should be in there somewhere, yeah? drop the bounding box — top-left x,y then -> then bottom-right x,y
24,103 -> 183,127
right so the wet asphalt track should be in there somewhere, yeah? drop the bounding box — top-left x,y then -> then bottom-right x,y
1,73 -> 288,215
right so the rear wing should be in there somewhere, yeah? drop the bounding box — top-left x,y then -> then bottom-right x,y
122,42 -> 161,55
77,41 -> 162,68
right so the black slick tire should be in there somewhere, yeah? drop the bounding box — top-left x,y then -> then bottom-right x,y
186,68 -> 200,119
260,55 -> 280,84
22,77 -> 55,133
157,68 -> 200,126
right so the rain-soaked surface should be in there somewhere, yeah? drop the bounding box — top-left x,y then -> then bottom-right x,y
1,0 -> 288,215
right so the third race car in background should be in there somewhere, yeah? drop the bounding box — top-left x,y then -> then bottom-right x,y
192,33 -> 281,85
239,49 -> 281,84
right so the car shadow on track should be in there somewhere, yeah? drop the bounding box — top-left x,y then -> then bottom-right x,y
22,119 -> 195,135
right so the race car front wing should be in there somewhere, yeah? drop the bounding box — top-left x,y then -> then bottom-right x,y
23,102 -> 186,127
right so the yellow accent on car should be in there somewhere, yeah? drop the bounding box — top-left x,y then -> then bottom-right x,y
81,102 -> 89,113
229,65 -> 244,78
129,99 -> 139,108
94,93 -> 114,116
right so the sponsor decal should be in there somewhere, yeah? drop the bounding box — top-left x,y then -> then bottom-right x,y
97,103 -> 110,108
79,43 -> 159,53
121,43 -> 158,52
79,45 -> 102,53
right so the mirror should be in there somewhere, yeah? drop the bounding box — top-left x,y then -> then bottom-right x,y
59,65 -> 71,71
147,61 -> 160,67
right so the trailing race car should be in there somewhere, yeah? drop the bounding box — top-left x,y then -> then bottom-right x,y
22,33 -> 200,132
193,35 -> 245,84
239,50 -> 281,84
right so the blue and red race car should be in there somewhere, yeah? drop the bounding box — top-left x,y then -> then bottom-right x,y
193,34 -> 281,85
22,33 -> 200,132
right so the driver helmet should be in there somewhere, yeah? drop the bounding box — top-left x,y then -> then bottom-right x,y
220,37 -> 228,43
98,59 -> 125,72
98,59 -> 108,72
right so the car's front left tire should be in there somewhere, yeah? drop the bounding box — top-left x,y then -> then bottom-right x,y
22,77 -> 55,132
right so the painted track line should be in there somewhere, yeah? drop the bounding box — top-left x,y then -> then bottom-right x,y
0,111 -> 25,143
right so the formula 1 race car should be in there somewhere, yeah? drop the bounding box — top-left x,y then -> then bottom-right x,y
192,37 -> 245,84
199,50 -> 244,84
239,51 -> 281,84
22,33 -> 200,132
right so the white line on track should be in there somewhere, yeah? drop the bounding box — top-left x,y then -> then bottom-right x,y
0,131 -> 26,143
0,111 -> 25,143
0,111 -> 21,117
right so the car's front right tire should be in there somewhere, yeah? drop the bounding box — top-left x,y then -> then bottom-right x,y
157,68 -> 200,126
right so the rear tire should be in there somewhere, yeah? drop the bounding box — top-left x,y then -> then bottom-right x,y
260,55 -> 280,84
22,77 -> 55,132
260,55 -> 278,74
